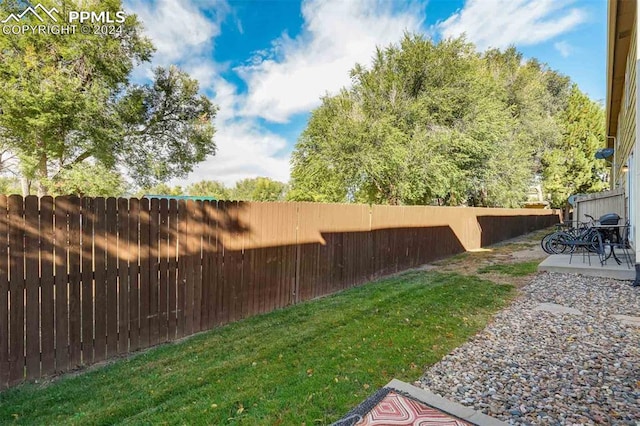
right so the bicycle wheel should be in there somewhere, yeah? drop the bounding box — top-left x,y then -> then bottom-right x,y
547,232 -> 572,254
585,231 -> 601,253
540,232 -> 558,254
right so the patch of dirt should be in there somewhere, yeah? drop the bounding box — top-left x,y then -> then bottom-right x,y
425,228 -> 551,288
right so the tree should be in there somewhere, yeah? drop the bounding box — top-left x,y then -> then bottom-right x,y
290,35 -> 534,206
0,0 -> 217,195
232,177 -> 287,201
117,66 -> 217,188
289,34 -> 574,207
136,184 -> 184,197
542,85 -> 608,208
48,162 -> 128,197
0,176 -> 22,195
187,180 -> 231,199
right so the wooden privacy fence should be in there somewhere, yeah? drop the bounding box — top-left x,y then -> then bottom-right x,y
574,188 -> 627,224
0,196 -> 559,389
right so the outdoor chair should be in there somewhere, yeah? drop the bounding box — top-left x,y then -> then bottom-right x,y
603,221 -> 633,269
568,230 -> 603,266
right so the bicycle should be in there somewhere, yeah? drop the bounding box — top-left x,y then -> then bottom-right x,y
541,215 -> 597,255
541,213 -> 620,261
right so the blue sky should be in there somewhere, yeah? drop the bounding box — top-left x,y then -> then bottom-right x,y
123,0 -> 607,187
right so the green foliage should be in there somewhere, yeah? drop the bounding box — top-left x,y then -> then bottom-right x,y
137,183 -> 184,197
186,180 -> 231,200
290,35 -> 574,207
47,162 -> 128,197
0,0 -> 217,195
542,85 -> 608,208
117,66 -> 217,188
232,177 -> 287,201
0,271 -> 512,425
0,177 -> 22,195
135,178 -> 288,201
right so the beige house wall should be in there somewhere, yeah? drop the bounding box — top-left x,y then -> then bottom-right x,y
607,0 -> 638,275
615,22 -> 636,187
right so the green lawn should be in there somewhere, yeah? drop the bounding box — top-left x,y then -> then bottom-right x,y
477,260 -> 540,276
0,272 -> 513,425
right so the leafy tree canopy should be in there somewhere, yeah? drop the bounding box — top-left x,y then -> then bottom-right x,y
136,178 -> 287,202
232,177 -> 287,201
186,180 -> 231,200
136,183 -> 184,198
48,162 -> 128,197
289,34 -> 597,207
0,0 -> 217,195
0,176 -> 21,195
542,85 -> 607,208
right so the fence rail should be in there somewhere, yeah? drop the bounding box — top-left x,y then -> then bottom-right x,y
0,196 -> 559,389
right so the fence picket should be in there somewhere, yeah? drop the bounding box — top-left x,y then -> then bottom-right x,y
0,196 -> 7,388
53,197 -> 69,373
39,197 -> 55,374
176,200 -> 186,338
93,198 -> 107,362
149,198 -> 160,346
210,201 -> 223,326
81,197 -> 94,365
200,201 -> 211,330
167,200 -> 178,339
8,195 -> 25,384
158,199 -> 169,343
128,199 -> 140,351
117,198 -> 130,354
68,197 -> 81,368
192,201 -> 203,332
105,198 -> 118,358
24,196 -> 40,380
139,198 -> 150,348
184,200 -> 195,335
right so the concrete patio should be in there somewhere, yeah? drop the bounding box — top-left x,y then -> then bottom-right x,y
538,251 -> 636,281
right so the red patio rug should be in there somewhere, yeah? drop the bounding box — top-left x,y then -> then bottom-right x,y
332,387 -> 474,426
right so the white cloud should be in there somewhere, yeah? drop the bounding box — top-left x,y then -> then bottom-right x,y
554,40 -> 571,57
125,0 -> 226,64
125,0 -> 228,85
236,0 -> 426,123
172,77 -> 291,187
438,0 -> 586,50
171,120 -> 291,187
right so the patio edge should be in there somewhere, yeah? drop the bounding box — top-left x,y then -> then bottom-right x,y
387,379 -> 508,426
538,255 -> 636,280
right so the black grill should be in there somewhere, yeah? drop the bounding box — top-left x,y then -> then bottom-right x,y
599,213 -> 620,225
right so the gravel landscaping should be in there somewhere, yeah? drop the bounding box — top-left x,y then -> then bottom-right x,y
418,272 -> 640,425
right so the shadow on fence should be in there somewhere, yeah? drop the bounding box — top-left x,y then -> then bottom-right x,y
477,215 -> 557,247
0,196 -> 559,389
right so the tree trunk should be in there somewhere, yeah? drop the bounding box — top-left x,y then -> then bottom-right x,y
36,153 -> 48,197
20,177 -> 30,197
